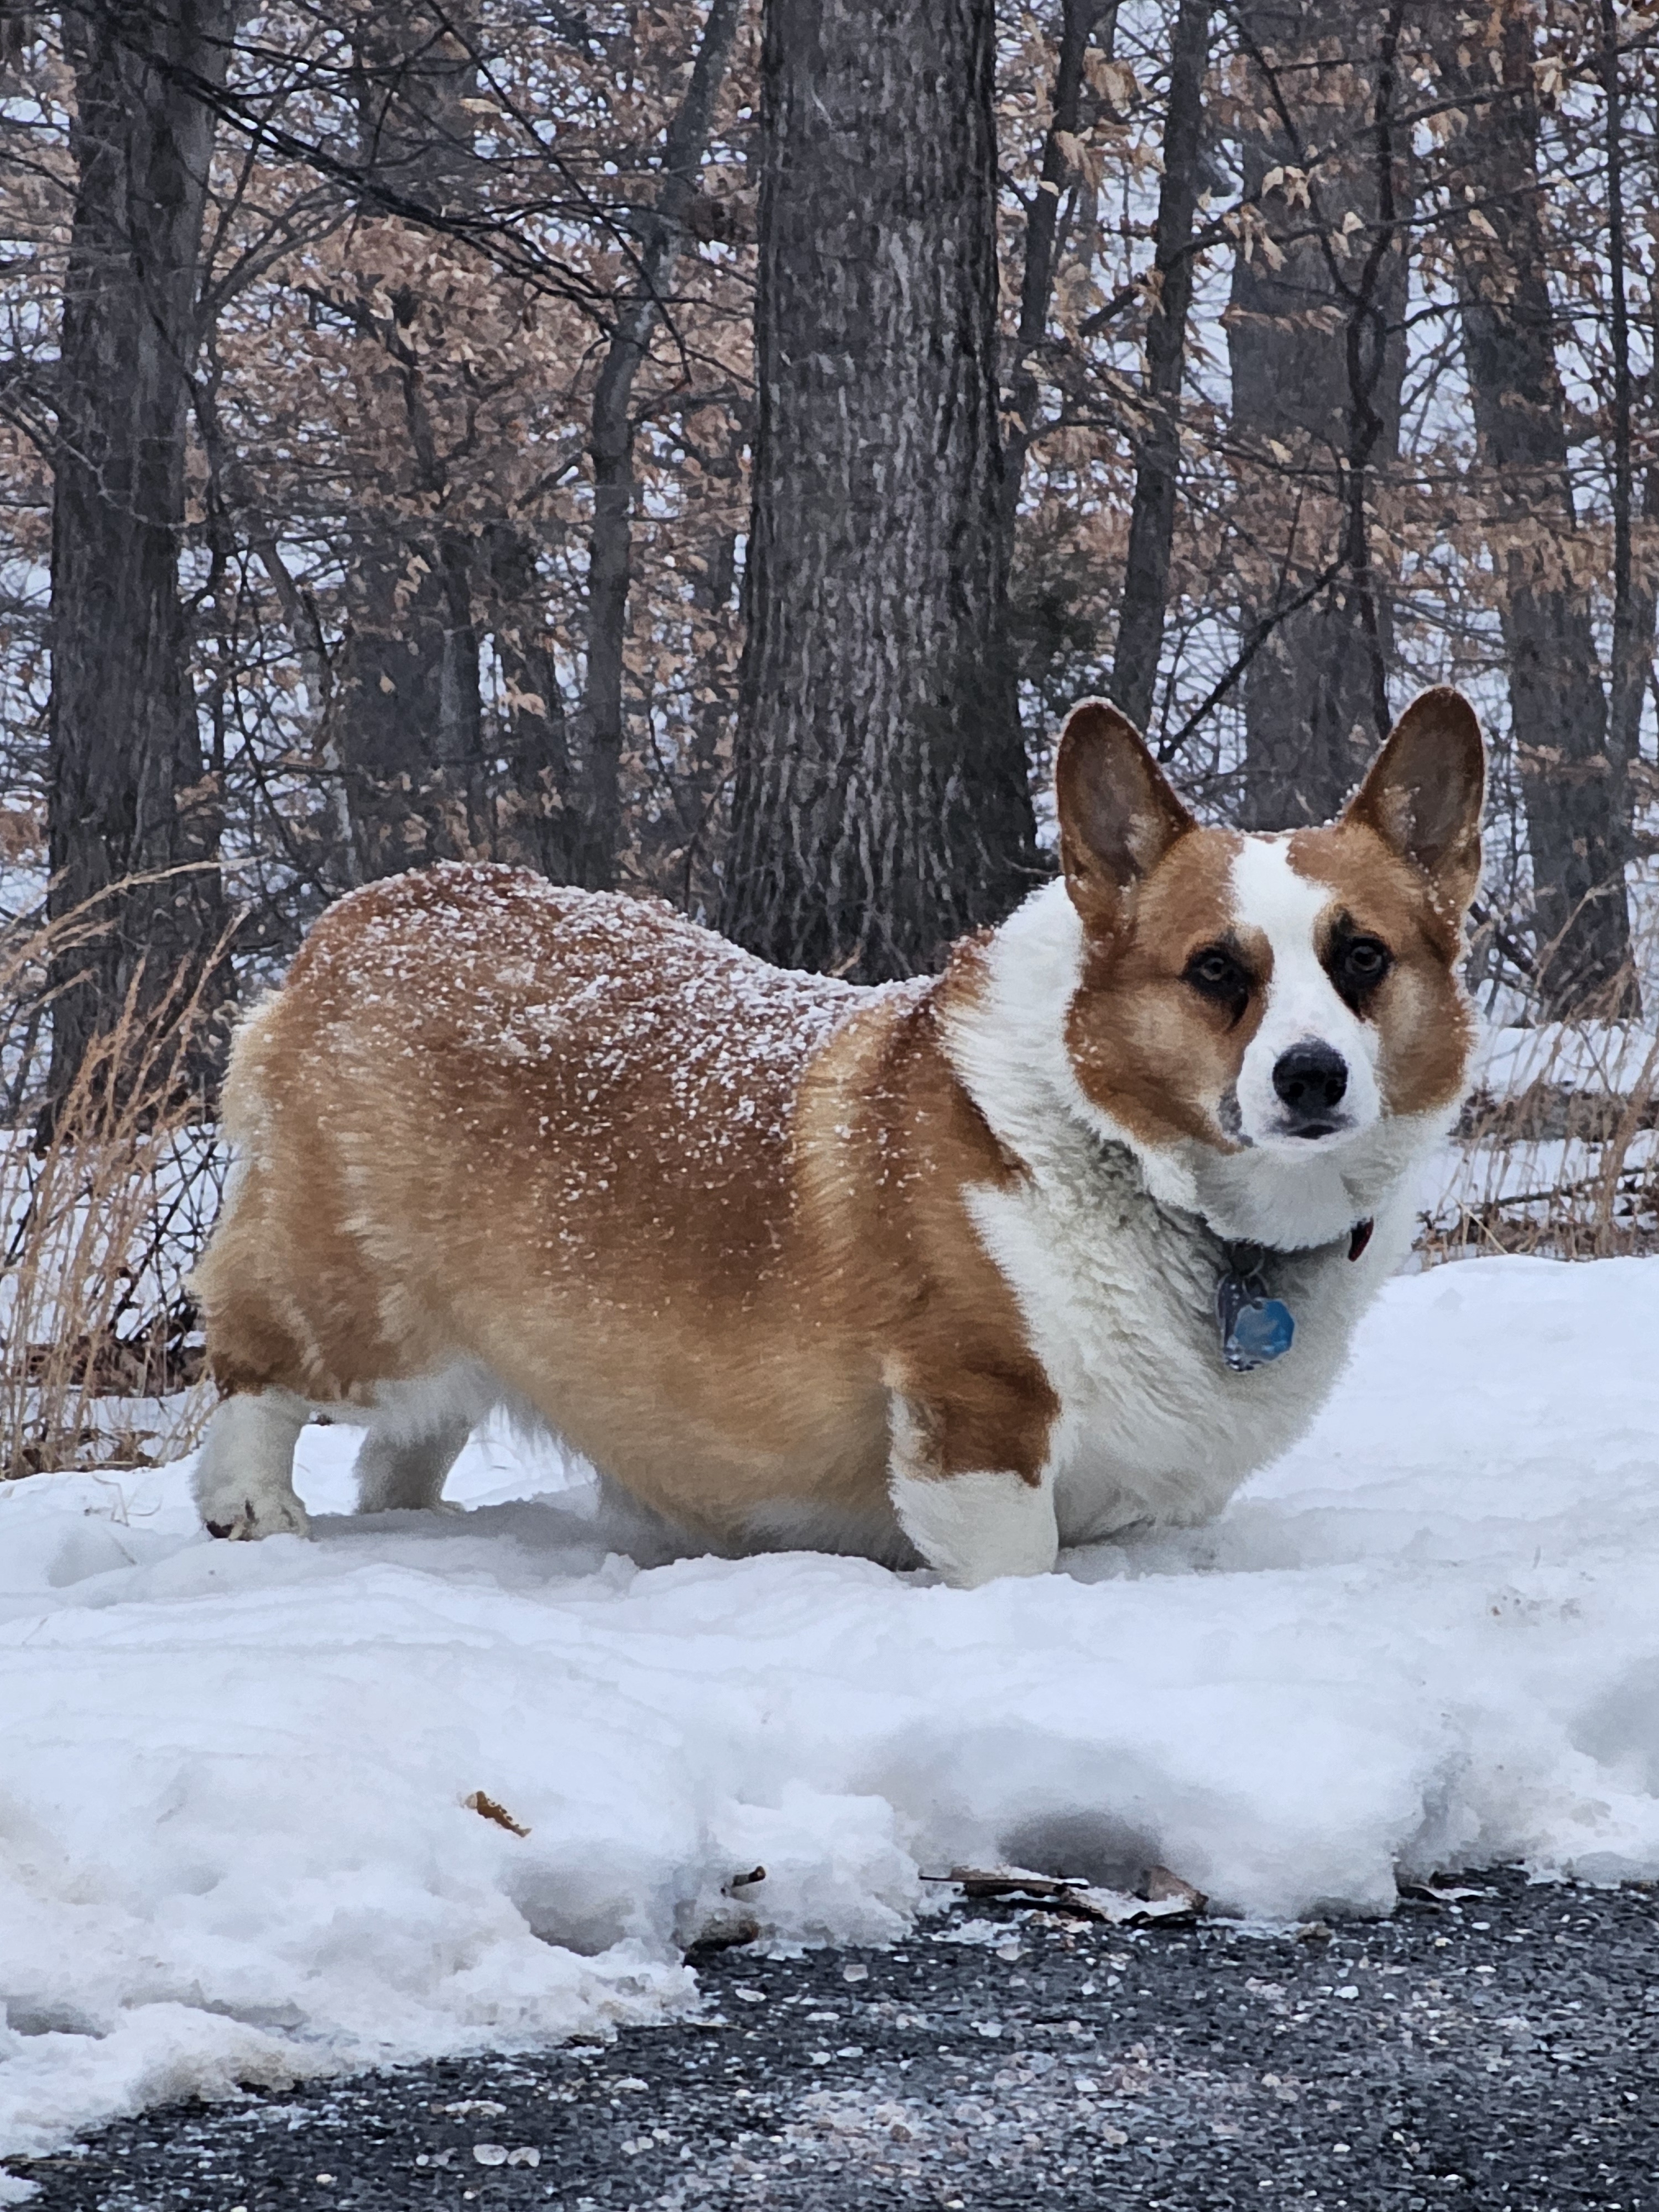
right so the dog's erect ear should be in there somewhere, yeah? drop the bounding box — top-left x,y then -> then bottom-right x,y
1346,687 -> 1485,912
1056,699 -> 1193,925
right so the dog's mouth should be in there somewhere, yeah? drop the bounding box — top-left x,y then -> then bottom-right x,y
1215,1092 -> 1363,1152
1254,1110 -> 1360,1149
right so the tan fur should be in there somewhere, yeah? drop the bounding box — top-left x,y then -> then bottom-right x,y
195,869 -> 1053,1547
1065,826 -> 1253,1151
1288,820 -> 1476,1118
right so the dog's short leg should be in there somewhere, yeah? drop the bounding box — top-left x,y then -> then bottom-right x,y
886,1392 -> 1058,1588
891,1464 -> 1058,1587
194,1389 -> 311,1540
354,1416 -> 472,1514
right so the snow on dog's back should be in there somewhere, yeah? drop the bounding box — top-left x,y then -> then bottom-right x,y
192,863 -> 911,1552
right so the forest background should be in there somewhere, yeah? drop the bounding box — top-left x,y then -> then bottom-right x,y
0,0 -> 1656,1470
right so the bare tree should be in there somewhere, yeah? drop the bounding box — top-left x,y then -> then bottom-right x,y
332,4 -> 489,881
1598,0 -> 1646,1009
1000,0 -> 1118,544
1110,0 -> 1211,735
1227,0 -> 1409,827
1436,3 -> 1635,1014
46,0 -> 236,1113
572,0 -> 744,890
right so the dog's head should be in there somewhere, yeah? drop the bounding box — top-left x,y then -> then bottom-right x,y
1053,688 -> 1484,1240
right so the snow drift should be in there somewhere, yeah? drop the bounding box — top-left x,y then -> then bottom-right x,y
4,1253 -> 1659,2169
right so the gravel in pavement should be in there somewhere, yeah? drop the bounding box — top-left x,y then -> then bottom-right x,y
10,1868 -> 1658,2211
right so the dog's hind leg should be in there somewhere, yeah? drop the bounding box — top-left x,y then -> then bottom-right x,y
350,1368 -> 488,1515
353,1415 -> 472,1514
194,1389 -> 312,1541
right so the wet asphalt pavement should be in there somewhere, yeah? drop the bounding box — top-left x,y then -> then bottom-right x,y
10,1870 -> 1658,2211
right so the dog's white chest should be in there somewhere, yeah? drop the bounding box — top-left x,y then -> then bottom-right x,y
966,1154 -> 1390,1545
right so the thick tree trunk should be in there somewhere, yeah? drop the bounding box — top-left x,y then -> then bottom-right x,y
1110,0 -> 1211,737
1228,0 -> 1407,828
1438,6 -> 1633,1014
722,0 -> 1036,981
336,6 -> 486,881
572,0 -> 743,891
46,0 -> 236,1113
337,489 -> 484,880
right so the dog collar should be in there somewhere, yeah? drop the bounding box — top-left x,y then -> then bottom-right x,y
1214,1217 -> 1374,1373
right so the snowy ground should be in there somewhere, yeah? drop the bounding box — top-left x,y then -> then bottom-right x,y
4,1254 -> 1659,2185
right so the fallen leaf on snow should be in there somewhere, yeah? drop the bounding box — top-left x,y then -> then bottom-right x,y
464,1790 -> 529,1837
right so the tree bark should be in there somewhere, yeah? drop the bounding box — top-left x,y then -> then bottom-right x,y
1613,450 -> 1659,791
479,519 -> 578,880
1109,0 -> 1210,736
335,5 -> 487,881
1437,4 -> 1634,1014
1227,0 -> 1408,828
336,469 -> 485,879
722,0 -> 1036,982
46,0 -> 236,1113
572,0 -> 744,891
1599,0 -> 1640,1017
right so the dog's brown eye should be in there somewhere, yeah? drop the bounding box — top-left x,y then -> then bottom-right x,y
1341,936 -> 1390,983
1183,945 -> 1250,1021
1330,930 -> 1392,1011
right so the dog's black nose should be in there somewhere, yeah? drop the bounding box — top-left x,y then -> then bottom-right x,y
1272,1040 -> 1348,1130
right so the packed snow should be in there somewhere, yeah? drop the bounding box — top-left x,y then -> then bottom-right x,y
4,1253 -> 1659,2177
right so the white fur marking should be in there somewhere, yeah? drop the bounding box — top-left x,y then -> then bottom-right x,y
192,1389 -> 310,1540
1229,838 -> 1381,1151
889,1464 -> 1058,1587
193,1363 -> 512,1538
354,1420 -> 471,1514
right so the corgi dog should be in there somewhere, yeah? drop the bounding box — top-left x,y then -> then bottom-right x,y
191,689 -> 1483,1588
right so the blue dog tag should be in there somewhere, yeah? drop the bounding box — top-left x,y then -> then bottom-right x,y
1223,1293 -> 1295,1371
1215,1251 -> 1296,1373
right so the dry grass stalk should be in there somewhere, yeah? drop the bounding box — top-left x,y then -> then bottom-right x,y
1418,958 -> 1659,1264
0,890 -> 231,1481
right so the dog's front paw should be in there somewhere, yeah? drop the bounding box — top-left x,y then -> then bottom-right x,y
201,1489 -> 311,1542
